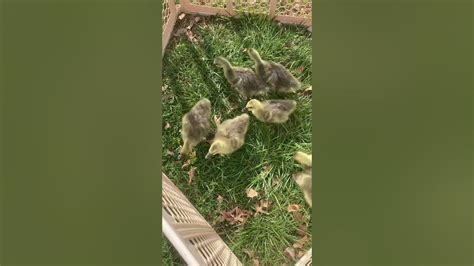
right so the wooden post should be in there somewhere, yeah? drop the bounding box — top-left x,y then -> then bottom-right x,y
162,0 -> 179,56
269,0 -> 277,17
180,0 -> 190,13
226,0 -> 236,16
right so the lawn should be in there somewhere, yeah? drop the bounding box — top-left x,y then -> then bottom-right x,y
162,14 -> 312,265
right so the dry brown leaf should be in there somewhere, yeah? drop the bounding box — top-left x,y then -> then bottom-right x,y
283,247 -> 296,261
292,241 -> 303,249
255,206 -> 268,215
185,30 -> 196,43
218,207 -> 252,225
181,159 -> 191,169
178,13 -> 186,20
293,235 -> 310,249
287,204 -> 300,213
255,200 -> 271,215
296,250 -> 306,259
174,28 -> 187,36
296,223 -> 308,236
292,211 -> 305,223
246,188 -> 259,199
261,200 -> 271,209
164,122 -> 171,130
188,167 -> 197,184
297,66 -> 305,73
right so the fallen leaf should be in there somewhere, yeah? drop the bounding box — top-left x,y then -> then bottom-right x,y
164,122 -> 171,130
292,211 -> 305,223
178,13 -> 186,20
181,159 -> 191,169
185,30 -> 196,43
218,207 -> 252,225
296,250 -> 306,259
297,66 -> 305,73
255,206 -> 268,215
166,149 -> 174,156
287,204 -> 300,213
246,188 -> 259,199
293,235 -> 310,249
188,167 -> 197,184
283,247 -> 296,261
255,200 -> 271,215
261,200 -> 271,208
296,223 -> 308,236
292,242 -> 303,249
174,28 -> 187,36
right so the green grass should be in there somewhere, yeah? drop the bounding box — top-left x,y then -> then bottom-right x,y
162,14 -> 312,265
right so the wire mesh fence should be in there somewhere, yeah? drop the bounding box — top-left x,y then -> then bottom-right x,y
162,173 -> 243,265
162,0 -> 311,55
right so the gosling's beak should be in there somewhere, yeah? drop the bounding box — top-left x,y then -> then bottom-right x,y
205,153 -> 212,159
243,48 -> 248,53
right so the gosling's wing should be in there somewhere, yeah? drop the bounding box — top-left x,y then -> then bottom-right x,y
182,112 -> 210,140
220,116 -> 248,139
262,111 -> 273,122
269,62 -> 300,87
235,68 -> 256,85
266,100 -> 297,113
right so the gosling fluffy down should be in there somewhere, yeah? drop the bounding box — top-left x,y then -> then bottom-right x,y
246,48 -> 301,93
293,151 -> 312,207
245,99 -> 297,123
180,98 -> 212,157
214,56 -> 269,100
205,113 -> 249,158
